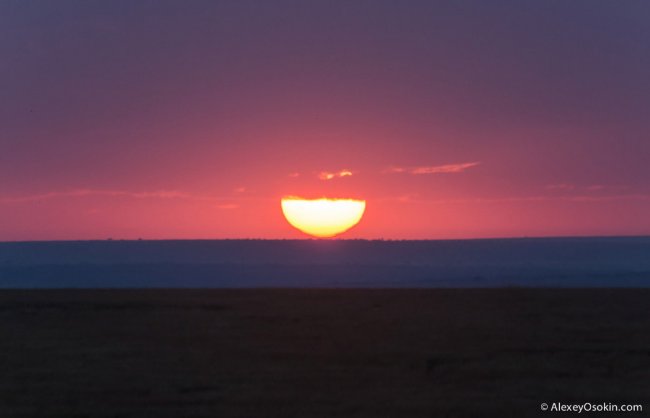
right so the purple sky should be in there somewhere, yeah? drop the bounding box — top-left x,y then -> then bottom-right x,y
1,1 -> 649,240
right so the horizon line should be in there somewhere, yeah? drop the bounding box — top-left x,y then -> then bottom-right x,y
1,234 -> 649,244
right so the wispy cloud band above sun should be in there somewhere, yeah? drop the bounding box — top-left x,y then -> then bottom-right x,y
318,169 -> 353,180
290,162 -> 479,180
386,162 -> 480,175
545,183 -> 631,192
398,193 -> 650,204
0,189 -> 230,204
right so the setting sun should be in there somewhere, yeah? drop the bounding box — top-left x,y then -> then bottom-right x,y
281,197 -> 366,238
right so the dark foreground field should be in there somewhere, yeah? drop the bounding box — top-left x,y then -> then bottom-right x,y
1,289 -> 648,417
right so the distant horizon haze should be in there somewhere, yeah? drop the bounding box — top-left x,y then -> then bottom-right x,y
2,234 -> 650,244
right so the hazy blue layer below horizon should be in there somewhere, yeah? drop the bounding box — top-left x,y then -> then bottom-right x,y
0,237 -> 649,288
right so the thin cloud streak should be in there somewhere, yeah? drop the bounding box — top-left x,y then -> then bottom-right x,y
318,169 -> 353,180
387,162 -> 480,175
546,183 -> 575,191
546,184 -> 632,192
421,194 -> 650,205
0,189 -> 232,204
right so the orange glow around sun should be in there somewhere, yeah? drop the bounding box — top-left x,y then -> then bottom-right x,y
281,197 -> 366,238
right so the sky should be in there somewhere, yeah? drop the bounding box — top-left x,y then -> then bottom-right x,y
1,0 -> 649,240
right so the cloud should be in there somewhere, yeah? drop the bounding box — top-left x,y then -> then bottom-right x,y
546,183 -> 575,191
0,189 -> 227,204
318,169 -> 353,180
546,184 -> 631,192
411,193 -> 650,205
288,172 -> 300,178
387,162 -> 480,175
390,194 -> 419,203
586,184 -> 630,192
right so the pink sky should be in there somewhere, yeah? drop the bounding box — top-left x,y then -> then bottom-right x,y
1,1 -> 649,240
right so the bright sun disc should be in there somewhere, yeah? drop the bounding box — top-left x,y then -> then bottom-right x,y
281,197 -> 366,238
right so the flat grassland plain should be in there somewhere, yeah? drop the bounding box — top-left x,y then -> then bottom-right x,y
1,289 -> 648,417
